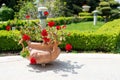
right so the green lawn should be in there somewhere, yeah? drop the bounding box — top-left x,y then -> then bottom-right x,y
65,21 -> 104,32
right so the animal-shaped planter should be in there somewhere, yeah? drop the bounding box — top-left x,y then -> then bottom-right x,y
25,41 -> 60,66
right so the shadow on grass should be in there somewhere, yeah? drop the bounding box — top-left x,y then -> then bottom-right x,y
27,59 -> 84,77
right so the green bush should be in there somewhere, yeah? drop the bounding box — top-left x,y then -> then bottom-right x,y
99,1 -> 110,7
109,1 -> 120,8
97,19 -> 120,52
1,19 -> 120,52
79,12 -> 92,16
0,30 -> 22,52
60,31 -> 118,52
0,5 -> 14,21
18,2 -> 37,19
60,19 -> 120,52
0,16 -> 103,30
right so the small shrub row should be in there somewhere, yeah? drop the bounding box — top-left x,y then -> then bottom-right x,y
60,31 -> 118,52
0,16 -> 103,30
79,12 -> 92,16
0,30 -> 22,52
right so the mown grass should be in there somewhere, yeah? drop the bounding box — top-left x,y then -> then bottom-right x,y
65,21 -> 105,32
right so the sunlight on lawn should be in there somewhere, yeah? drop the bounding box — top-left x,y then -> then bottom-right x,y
66,21 -> 104,32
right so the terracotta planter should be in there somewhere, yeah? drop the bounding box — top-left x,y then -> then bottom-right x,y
26,41 -> 61,64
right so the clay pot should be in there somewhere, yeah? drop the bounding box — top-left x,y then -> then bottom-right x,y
27,41 -> 61,64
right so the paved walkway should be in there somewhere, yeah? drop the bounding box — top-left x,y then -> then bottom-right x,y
0,53 -> 120,80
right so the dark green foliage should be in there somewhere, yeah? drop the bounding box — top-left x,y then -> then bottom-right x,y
97,0 -> 120,21
50,0 -> 100,17
0,0 -> 17,11
0,5 -> 14,21
109,1 -> 120,8
0,30 -> 22,51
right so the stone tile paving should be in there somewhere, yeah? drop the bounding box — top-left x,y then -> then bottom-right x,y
0,53 -> 120,80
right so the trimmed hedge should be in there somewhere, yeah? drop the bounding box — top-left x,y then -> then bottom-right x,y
0,16 -> 103,30
0,19 -> 120,52
79,12 -> 92,16
60,31 -> 118,52
0,30 -> 22,52
60,19 -> 120,52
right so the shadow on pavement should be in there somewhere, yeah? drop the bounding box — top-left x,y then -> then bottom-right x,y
27,59 -> 84,76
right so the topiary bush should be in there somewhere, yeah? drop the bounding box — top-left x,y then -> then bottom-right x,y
0,4 -> 14,21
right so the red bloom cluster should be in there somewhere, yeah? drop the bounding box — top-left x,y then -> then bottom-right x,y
26,15 -> 30,19
48,21 -> 55,28
56,25 -> 61,30
41,29 -> 48,36
22,34 -> 30,41
30,57 -> 36,64
65,44 -> 72,52
6,25 -> 11,31
44,11 -> 49,16
43,37 -> 50,43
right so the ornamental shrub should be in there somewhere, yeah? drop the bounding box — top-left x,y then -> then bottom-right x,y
0,30 -> 22,52
79,12 -> 92,16
60,31 -> 118,52
0,16 -> 103,30
0,5 -> 14,21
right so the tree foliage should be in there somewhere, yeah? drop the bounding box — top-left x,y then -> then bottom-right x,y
97,0 -> 120,21
47,0 -> 100,17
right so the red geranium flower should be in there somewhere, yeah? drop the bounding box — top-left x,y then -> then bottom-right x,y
30,57 -> 36,64
65,44 -> 72,51
22,34 -> 30,41
62,25 -> 66,29
48,21 -> 55,28
41,29 -> 48,36
44,11 -> 49,16
43,37 -> 50,43
56,25 -> 61,30
6,25 -> 11,31
26,15 -> 30,19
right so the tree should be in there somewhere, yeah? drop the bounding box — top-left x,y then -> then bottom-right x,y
48,0 -> 100,17
0,4 -> 14,21
0,0 -> 17,11
17,1 -> 37,19
97,0 -> 120,22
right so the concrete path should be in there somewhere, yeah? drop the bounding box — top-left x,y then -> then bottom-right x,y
0,53 -> 120,80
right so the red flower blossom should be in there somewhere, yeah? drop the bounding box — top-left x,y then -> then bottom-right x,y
41,29 -> 48,36
56,25 -> 61,30
30,57 -> 36,64
6,25 -> 11,31
43,37 -> 50,43
65,44 -> 72,51
48,21 -> 55,28
22,34 -> 30,41
62,25 -> 66,29
26,15 -> 30,19
44,11 -> 49,16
